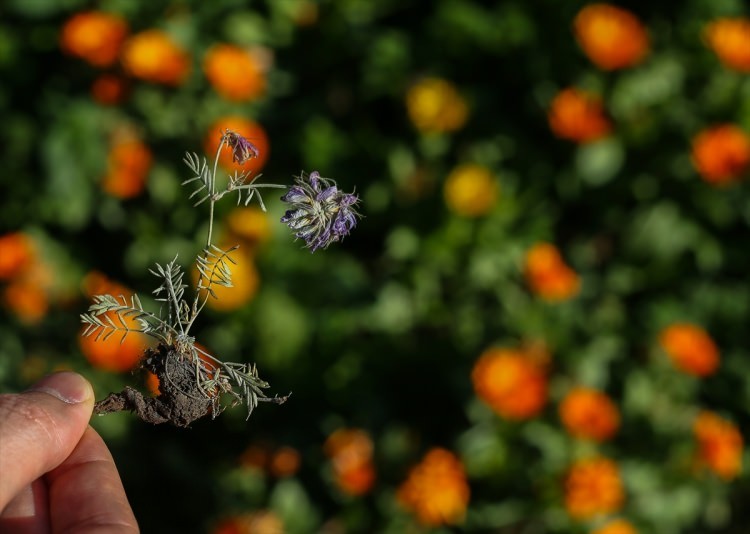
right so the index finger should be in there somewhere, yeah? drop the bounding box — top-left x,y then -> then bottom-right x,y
46,426 -> 138,533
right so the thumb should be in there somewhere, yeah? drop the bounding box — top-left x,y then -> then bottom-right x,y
0,372 -> 94,510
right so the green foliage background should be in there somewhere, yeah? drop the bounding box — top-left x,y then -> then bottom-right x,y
1,0 -> 749,532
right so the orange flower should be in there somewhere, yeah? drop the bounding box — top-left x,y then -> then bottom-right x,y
592,518 -> 638,534
60,11 -> 128,67
472,348 -> 547,420
704,18 -> 750,72
239,444 -> 270,471
92,74 -> 128,105
524,243 -> 580,301
560,387 -> 620,442
201,248 -> 259,312
693,411 -> 743,480
658,323 -> 719,377
443,164 -> 499,217
574,4 -> 649,70
204,116 -> 270,176
0,232 -> 34,280
3,280 -> 49,324
397,448 -> 470,527
121,30 -> 190,85
324,428 -> 376,496
212,511 -> 284,534
79,272 -> 146,372
102,136 -> 153,199
270,446 -> 301,478
406,78 -> 468,133
565,457 -> 624,520
145,371 -> 160,396
691,125 -> 750,186
226,207 -> 273,247
548,88 -> 611,143
204,44 -> 267,101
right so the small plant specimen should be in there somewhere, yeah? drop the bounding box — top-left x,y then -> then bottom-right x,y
81,130 -> 360,427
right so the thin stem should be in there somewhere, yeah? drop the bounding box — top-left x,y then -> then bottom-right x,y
206,136 -> 227,249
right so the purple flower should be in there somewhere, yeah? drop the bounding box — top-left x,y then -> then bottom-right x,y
280,171 -> 361,252
222,130 -> 259,164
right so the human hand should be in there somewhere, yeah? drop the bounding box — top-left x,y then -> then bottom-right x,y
0,372 -> 138,533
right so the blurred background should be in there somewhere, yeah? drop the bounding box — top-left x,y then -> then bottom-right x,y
1,0 -> 749,532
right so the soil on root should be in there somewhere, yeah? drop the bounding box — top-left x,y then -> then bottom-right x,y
94,344 -> 215,428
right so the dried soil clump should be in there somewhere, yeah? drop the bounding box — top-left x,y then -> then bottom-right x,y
94,344 -> 214,427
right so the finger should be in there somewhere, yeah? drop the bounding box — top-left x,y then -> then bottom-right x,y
47,427 -> 138,533
0,372 -> 94,511
0,479 -> 50,534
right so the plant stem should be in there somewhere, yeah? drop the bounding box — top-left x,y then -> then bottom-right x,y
206,136 -> 227,249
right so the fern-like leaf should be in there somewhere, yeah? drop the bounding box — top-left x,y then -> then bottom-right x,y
80,294 -> 168,344
182,152 -> 212,206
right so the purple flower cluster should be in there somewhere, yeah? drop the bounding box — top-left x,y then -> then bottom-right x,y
222,130 -> 259,164
280,171 -> 360,252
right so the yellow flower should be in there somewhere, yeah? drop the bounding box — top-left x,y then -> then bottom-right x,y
226,207 -> 272,247
443,164 -> 498,217
406,78 -> 468,133
203,248 -> 259,312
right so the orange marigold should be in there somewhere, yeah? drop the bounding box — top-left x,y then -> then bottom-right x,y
472,348 -> 547,420
92,74 -> 128,105
691,124 -> 750,186
565,457 -> 624,520
212,511 -> 284,534
548,88 -> 611,143
406,78 -> 469,134
397,448 -> 470,527
204,44 -> 267,101
102,137 -> 153,199
443,164 -> 499,217
0,232 -> 34,280
79,272 -> 146,372
524,243 -> 580,301
592,518 -> 638,534
560,387 -> 620,442
704,18 -> 750,72
658,323 -> 719,377
60,11 -> 128,67
3,280 -> 49,324
269,446 -> 301,478
226,207 -> 273,247
693,410 -> 743,480
574,4 -> 649,70
204,116 -> 270,176
121,30 -> 190,86
201,248 -> 259,312
324,428 -> 376,496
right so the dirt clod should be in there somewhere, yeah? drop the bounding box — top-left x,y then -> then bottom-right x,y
94,344 -> 214,427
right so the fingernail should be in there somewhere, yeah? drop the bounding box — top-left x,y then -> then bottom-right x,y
28,372 -> 93,404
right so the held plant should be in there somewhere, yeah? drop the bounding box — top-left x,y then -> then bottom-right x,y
81,130 -> 360,427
